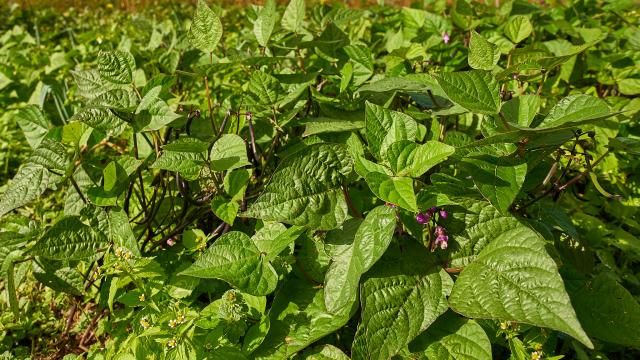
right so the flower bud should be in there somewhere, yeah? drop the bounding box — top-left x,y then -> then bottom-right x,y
439,209 -> 448,219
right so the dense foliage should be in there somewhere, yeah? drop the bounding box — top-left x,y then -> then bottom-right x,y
1,0 -> 640,359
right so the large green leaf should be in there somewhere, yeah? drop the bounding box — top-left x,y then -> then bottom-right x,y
252,277 -> 355,359
448,224 -> 593,348
435,71 -> 501,114
444,199 -> 521,268
365,101 -> 417,159
254,0 -> 277,47
504,15 -> 533,43
468,31 -> 499,70
501,95 -> 541,127
302,117 -> 364,137
28,139 -> 69,172
537,95 -> 611,128
243,143 -> 352,230
31,217 -> 109,260
14,105 -> 49,148
409,312 -> 492,360
364,172 -> 418,212
248,70 -> 282,107
281,0 -> 305,33
71,107 -> 127,136
351,241 -> 453,360
210,134 -> 251,172
461,145 -> 527,214
569,273 -> 640,347
151,137 -> 208,179
324,206 -> 397,313
97,50 -> 135,85
0,165 -> 59,218
386,140 -> 455,177
188,0 -> 223,53
180,231 -> 278,296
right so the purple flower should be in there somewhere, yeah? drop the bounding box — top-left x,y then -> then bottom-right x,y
435,225 -> 446,236
439,209 -> 448,219
435,235 -> 449,249
416,212 -> 429,224
442,32 -> 450,44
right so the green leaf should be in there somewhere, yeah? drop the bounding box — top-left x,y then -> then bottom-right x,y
281,0 -> 305,33
108,208 -> 140,256
71,107 -> 127,136
0,165 -> 60,218
225,168 -> 252,200
252,277 -> 355,359
468,31 -> 500,70
537,95 -> 611,128
354,155 -> 392,179
243,315 -> 270,354
435,71 -> 501,114
134,86 -> 181,132
180,231 -> 278,296
501,95 -> 541,127
33,260 -> 85,296
364,172 -> 418,212
386,140 -> 455,177
151,137 -> 208,179
448,224 -> 593,348
443,199 -> 520,268
324,206 -> 397,313
15,105 -> 49,148
71,70 -> 114,99
211,195 -> 240,225
351,241 -> 453,360
365,101 -> 417,159
504,15 -> 533,43
210,134 -> 251,172
257,225 -> 305,262
89,88 -> 138,111
569,273 -> 640,347
409,312 -> 492,360
97,50 -> 135,85
28,139 -> 69,172
244,143 -> 353,230
302,117 -> 364,137
617,78 -> 640,96
461,145 -> 527,214
188,0 -> 223,53
0,232 -> 28,272
298,345 -> 350,360
344,45 -> 374,86
31,217 -> 109,260
249,71 -> 282,107
254,0 -> 277,47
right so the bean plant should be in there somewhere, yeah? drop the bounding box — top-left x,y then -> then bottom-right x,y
0,0 -> 639,359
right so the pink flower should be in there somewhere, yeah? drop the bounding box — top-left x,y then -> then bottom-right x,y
439,209 -> 448,219
442,32 -> 450,44
166,238 -> 176,247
